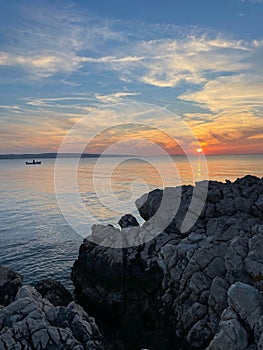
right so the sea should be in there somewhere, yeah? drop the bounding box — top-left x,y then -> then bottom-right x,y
0,154 -> 262,289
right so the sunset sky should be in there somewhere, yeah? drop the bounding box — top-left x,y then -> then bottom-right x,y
0,0 -> 263,155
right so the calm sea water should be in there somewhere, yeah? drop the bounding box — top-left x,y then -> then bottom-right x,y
0,155 -> 262,288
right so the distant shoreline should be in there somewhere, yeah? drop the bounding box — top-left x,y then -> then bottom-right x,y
0,153 -> 133,160
0,152 -> 262,160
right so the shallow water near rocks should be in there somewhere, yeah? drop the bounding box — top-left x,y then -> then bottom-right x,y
0,154 -> 262,288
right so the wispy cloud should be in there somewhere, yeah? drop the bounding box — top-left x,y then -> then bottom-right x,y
95,92 -> 140,103
0,0 -> 258,91
241,0 -> 263,3
0,52 -> 76,78
178,74 -> 263,114
0,2 -> 124,78
25,92 -> 140,109
0,3 -> 253,85
57,34 -> 252,89
0,105 -> 22,113
25,96 -> 94,108
79,56 -> 144,63
106,36 -> 253,87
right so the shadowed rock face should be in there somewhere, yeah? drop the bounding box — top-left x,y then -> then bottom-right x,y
118,214 -> 140,228
72,175 -> 263,350
35,278 -> 74,307
72,240 -> 169,349
0,266 -> 23,306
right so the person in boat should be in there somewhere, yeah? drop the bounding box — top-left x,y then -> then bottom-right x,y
33,159 -> 36,164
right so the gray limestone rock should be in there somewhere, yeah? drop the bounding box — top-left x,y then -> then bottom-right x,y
228,282 -> 263,341
0,285 -> 107,350
206,307 -> 249,350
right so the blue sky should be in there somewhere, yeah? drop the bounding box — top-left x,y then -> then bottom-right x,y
0,0 -> 263,154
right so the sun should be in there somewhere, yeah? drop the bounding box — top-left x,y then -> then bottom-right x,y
196,148 -> 203,153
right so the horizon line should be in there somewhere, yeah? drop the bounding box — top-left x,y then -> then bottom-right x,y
0,152 -> 263,159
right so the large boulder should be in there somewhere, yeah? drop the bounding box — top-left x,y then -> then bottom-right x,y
0,266 -> 23,306
72,175 -> 263,349
0,285 -> 107,349
118,214 -> 139,228
35,279 -> 73,306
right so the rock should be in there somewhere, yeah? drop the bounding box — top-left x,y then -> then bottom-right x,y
228,282 -> 263,341
135,187 -> 183,235
234,175 -> 261,187
208,277 -> 229,315
0,266 -> 23,306
0,285 -> 107,349
206,307 -> 249,350
207,282 -> 263,350
118,214 -> 140,228
72,176 -> 263,350
72,239 -> 167,350
244,232 -> 263,290
135,189 -> 163,221
187,316 -> 212,348
35,279 -> 73,306
255,194 -> 263,213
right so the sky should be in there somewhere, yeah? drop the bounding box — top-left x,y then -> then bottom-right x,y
0,0 -> 263,155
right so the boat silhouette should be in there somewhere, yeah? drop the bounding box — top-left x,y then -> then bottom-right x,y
25,159 -> 41,165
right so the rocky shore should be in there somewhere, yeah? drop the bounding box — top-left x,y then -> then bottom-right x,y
0,266 -> 107,349
1,175 -> 263,349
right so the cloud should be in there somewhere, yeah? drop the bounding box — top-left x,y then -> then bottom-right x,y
0,3 -> 254,85
183,107 -> 263,154
96,35 -> 251,87
95,92 -> 140,103
182,113 -> 214,125
210,127 -> 263,144
25,92 -> 140,109
0,105 -> 22,113
25,96 -> 95,108
78,56 -> 144,63
0,1 -> 259,90
0,3 -> 124,78
0,52 -> 75,77
178,74 -> 263,114
0,51 -> 144,79
241,0 -> 263,3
